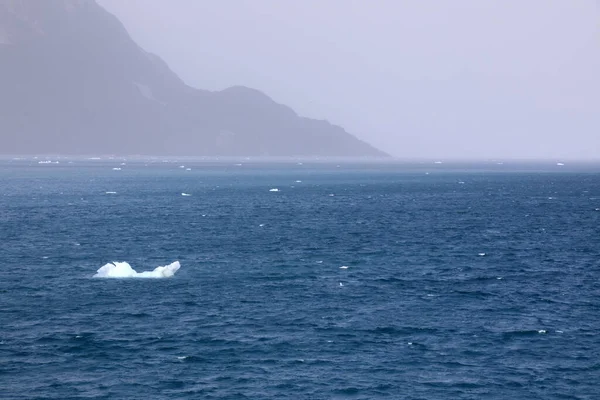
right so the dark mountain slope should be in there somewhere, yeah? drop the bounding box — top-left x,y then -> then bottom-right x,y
0,0 -> 387,157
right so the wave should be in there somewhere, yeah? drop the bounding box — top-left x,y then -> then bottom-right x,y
93,261 -> 180,278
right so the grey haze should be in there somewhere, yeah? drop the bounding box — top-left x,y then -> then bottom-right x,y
98,0 -> 600,160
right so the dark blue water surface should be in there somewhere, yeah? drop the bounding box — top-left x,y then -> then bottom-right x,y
1,159 -> 599,399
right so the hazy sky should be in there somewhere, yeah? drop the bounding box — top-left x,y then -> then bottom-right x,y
97,0 -> 599,159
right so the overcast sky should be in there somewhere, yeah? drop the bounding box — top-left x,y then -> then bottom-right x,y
97,0 -> 599,159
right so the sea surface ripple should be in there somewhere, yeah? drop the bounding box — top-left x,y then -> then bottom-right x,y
1,160 -> 599,399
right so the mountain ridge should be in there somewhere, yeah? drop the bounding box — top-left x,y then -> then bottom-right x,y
0,0 -> 388,157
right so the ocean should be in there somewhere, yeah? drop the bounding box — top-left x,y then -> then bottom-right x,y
1,158 -> 599,399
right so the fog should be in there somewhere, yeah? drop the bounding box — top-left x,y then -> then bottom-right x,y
97,0 -> 599,159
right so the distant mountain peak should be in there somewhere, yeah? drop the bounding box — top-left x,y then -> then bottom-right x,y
0,0 -> 388,157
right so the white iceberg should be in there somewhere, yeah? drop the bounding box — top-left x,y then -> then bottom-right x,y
93,261 -> 181,278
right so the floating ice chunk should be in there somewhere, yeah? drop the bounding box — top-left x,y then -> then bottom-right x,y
538,329 -> 547,334
112,167 -> 121,171
177,356 -> 188,360
339,266 -> 349,269
105,191 -> 117,194
295,180 -> 302,183
179,165 -> 185,168
556,163 -> 564,166
269,188 -> 280,192
478,253 -> 486,256
186,168 -> 191,171
339,282 -> 344,287
328,194 -> 335,197
93,261 -> 181,278
181,193 -> 191,196
434,161 -> 443,164
259,223 -> 265,227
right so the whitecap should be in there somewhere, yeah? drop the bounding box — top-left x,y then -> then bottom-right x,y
112,167 -> 121,171
339,266 -> 349,269
538,329 -> 547,334
269,188 -> 280,192
105,191 -> 117,194
295,180 -> 302,183
93,261 -> 181,278
339,282 -> 344,287
478,253 -> 486,256
181,193 -> 191,196
556,163 -> 565,166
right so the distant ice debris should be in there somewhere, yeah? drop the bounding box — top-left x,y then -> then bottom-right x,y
181,193 -> 191,196
340,266 -> 349,269
478,253 -> 486,256
295,180 -> 302,183
269,188 -> 280,192
538,329 -> 547,334
105,191 -> 117,194
556,163 -> 565,166
93,261 -> 181,278
434,161 -> 443,164
339,282 -> 344,287
112,167 -> 121,171
186,168 -> 191,171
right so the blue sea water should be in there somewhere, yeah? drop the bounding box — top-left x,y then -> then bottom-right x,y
1,159 -> 599,399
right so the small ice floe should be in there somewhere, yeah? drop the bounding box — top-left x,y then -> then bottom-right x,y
556,163 -> 565,166
434,161 -> 443,164
181,193 -> 191,196
316,261 -> 323,264
328,194 -> 335,197
425,172 -> 430,175
120,163 -> 126,166
259,223 -> 265,227
478,253 -> 486,257
234,163 -> 243,166
38,160 -> 52,164
269,188 -> 280,192
177,356 -> 188,360
94,261 -> 181,278
538,330 -> 547,334
339,282 -> 344,287
112,167 -> 121,171
556,330 -> 564,333
295,180 -> 302,183
339,266 -> 349,269
497,277 -> 503,280
186,168 -> 191,171
179,165 -> 185,169
595,208 -> 600,211
105,191 -> 117,194
458,181 -> 465,184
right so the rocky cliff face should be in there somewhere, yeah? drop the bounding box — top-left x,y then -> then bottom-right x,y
0,0 -> 387,157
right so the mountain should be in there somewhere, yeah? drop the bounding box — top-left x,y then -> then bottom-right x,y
0,0 -> 387,157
